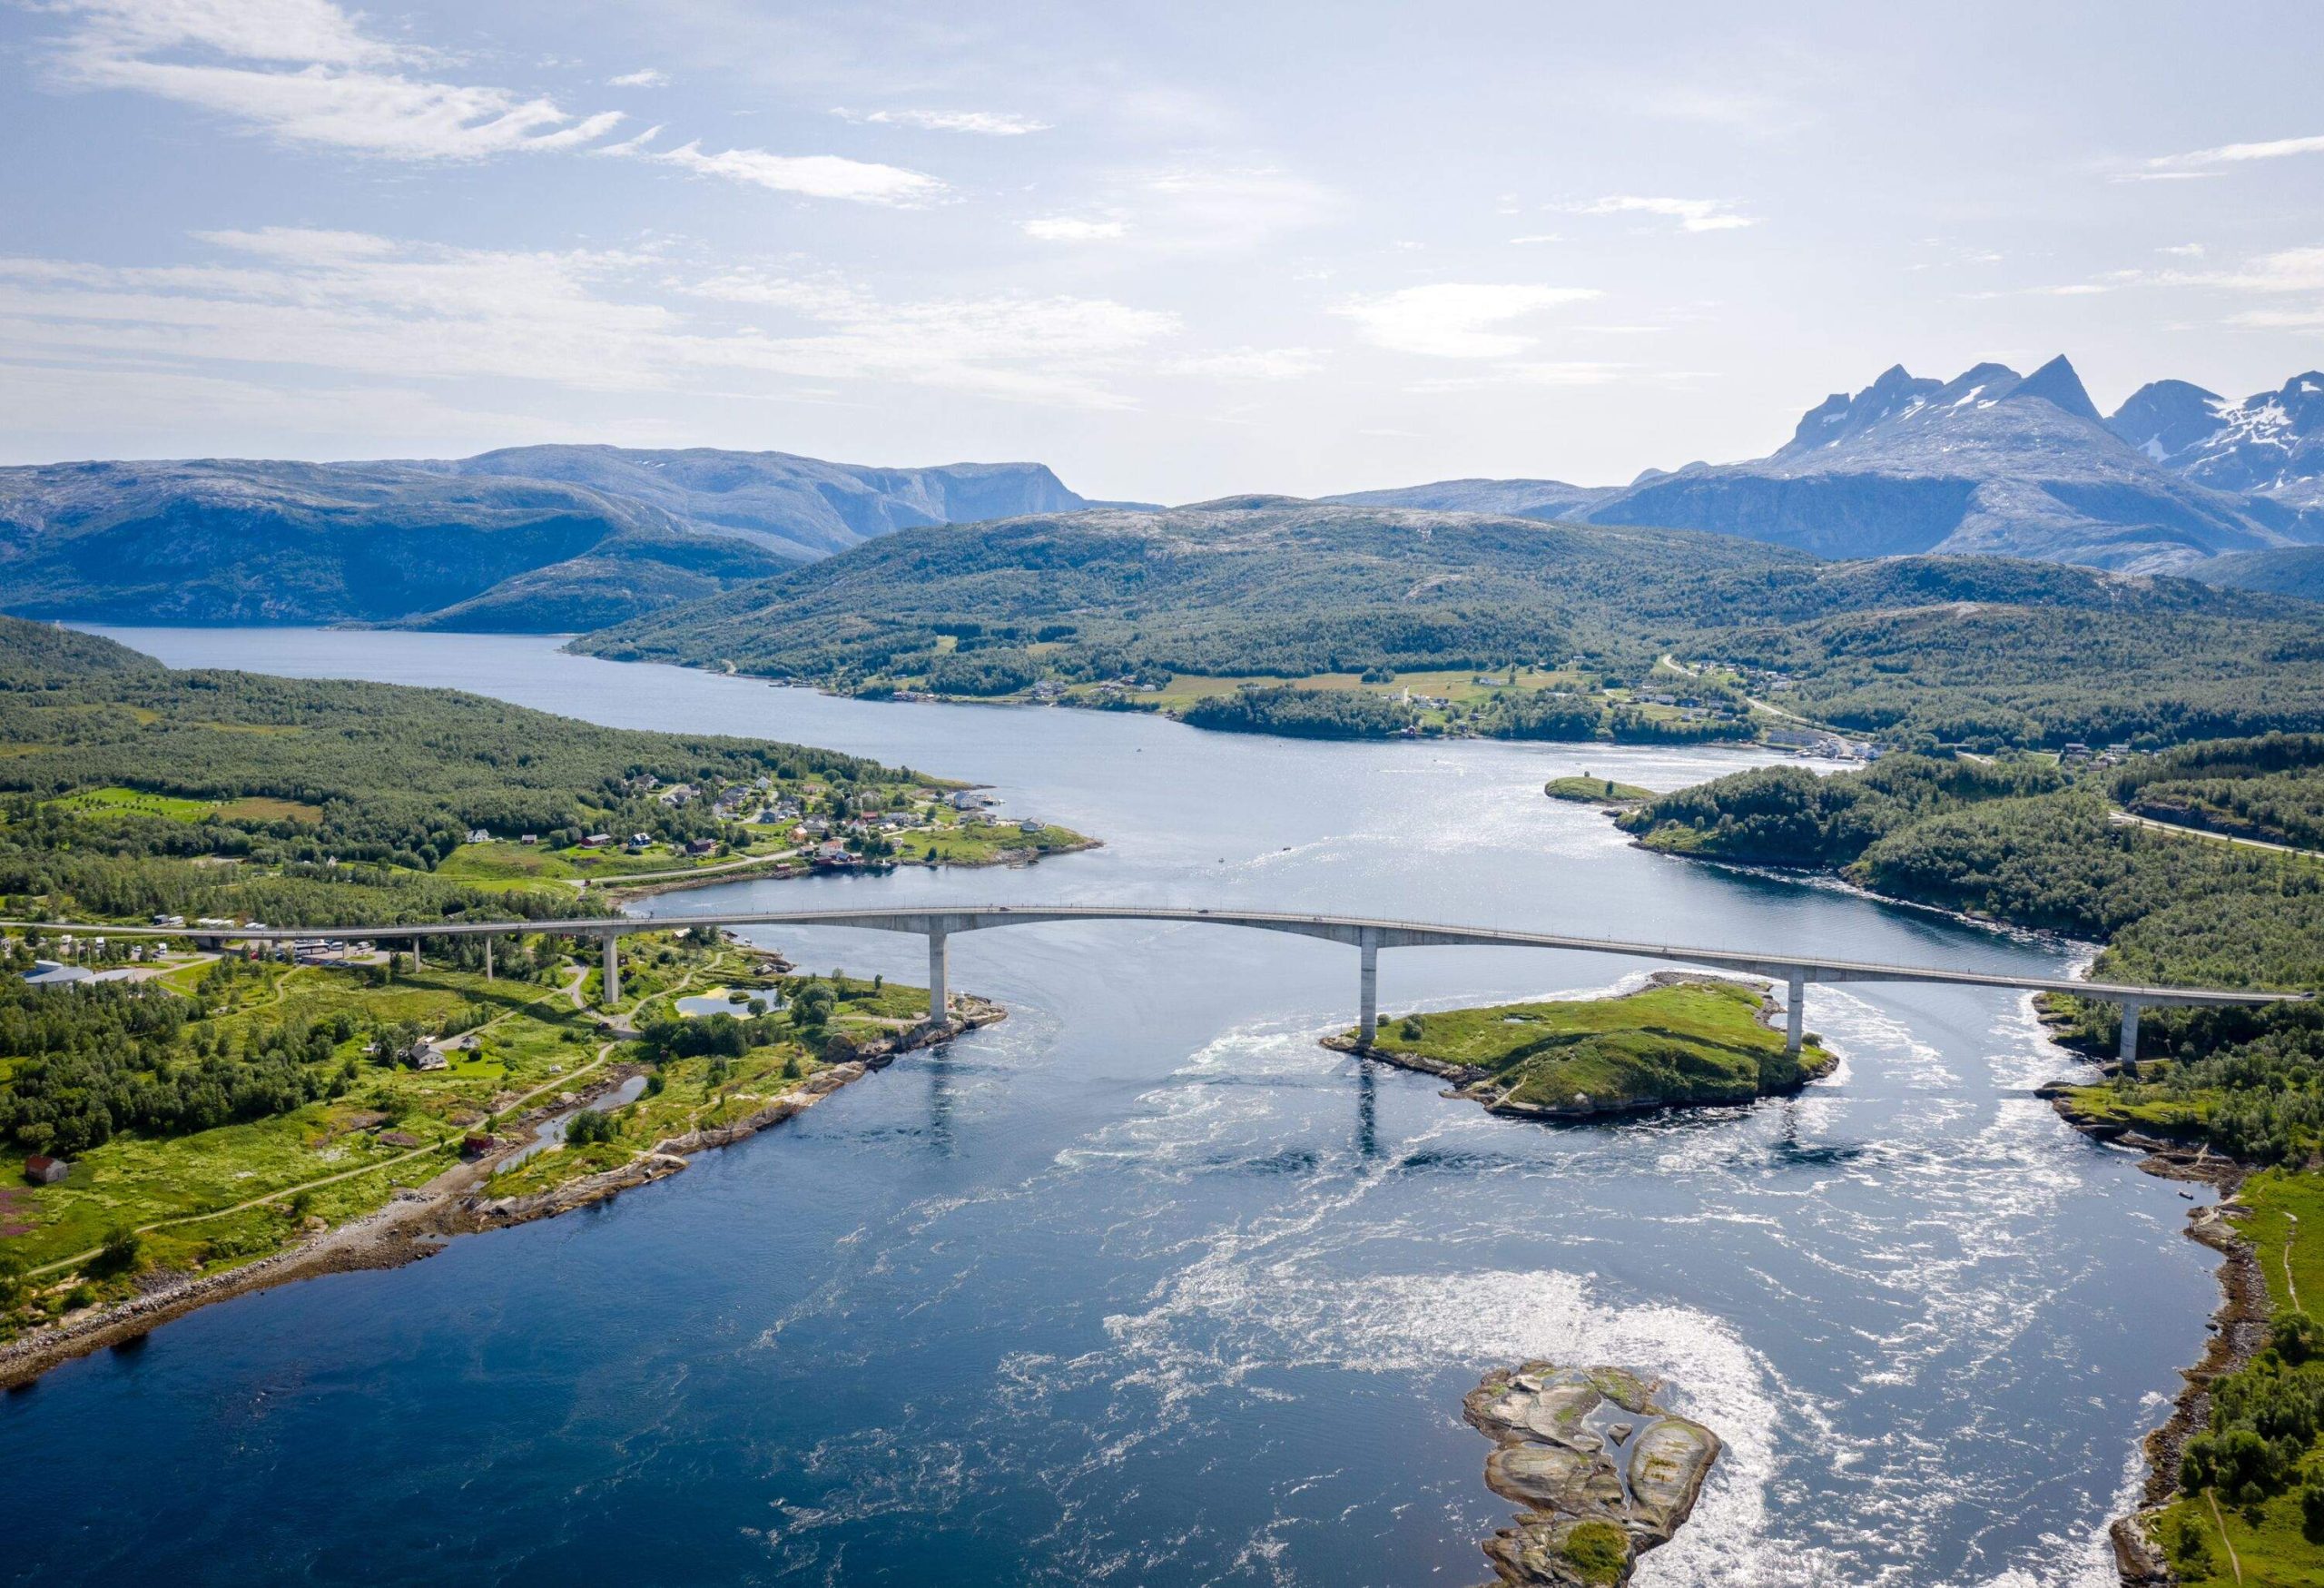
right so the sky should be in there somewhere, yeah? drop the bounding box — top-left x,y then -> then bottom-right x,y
5,0 -> 2324,502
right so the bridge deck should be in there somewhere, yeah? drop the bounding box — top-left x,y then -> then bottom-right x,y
3,905 -> 2294,1010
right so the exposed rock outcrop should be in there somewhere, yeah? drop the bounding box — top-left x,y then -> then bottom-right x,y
1462,1361 -> 1721,1586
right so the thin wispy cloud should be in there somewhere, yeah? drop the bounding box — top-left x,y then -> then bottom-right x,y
1333,283 -> 1601,359
602,131 -> 945,205
2147,132 -> 2324,173
608,69 -> 669,88
1025,217 -> 1128,242
1567,195 -> 1758,232
47,0 -> 625,158
1160,347 -> 1324,380
834,107 -> 1050,135
0,230 -> 1179,409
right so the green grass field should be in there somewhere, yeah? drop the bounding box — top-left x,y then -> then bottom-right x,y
1545,775 -> 1656,804
1356,978 -> 1831,1112
2154,1169 -> 2324,1587
44,785 -> 322,824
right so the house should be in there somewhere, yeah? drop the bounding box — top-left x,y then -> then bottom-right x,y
949,791 -> 980,811
627,833 -> 654,851
657,784 -> 696,806
467,828 -> 490,843
23,1155 -> 68,1185
755,808 -> 785,824
22,961 -> 94,988
1019,819 -> 1042,834
685,837 -> 718,857
579,833 -> 614,848
519,833 -> 539,845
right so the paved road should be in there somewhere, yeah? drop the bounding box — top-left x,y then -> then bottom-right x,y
2110,806 -> 2324,860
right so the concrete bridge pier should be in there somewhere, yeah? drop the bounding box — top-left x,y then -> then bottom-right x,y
1786,970 -> 1806,1055
1358,929 -> 1380,1044
483,934 -> 492,981
927,927 -> 950,1029
410,936 -> 421,971
602,932 -> 620,1007
2120,1001 -> 2141,1075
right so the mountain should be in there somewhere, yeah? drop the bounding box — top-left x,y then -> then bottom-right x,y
570,499 -> 2324,750
2108,371 -> 2324,506
419,446 -> 1086,560
1334,357 -> 2290,572
0,449 -> 1088,629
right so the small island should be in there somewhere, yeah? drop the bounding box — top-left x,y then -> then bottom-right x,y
1332,973 -> 1834,1119
1544,775 -> 1656,806
1462,1360 -> 1722,1585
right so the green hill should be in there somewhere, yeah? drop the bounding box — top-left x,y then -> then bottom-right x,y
572,500 -> 2324,752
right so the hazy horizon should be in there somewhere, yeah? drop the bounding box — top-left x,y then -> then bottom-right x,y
6,0 -> 2324,501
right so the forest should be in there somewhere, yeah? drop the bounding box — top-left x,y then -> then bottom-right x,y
1621,740 -> 2324,1163
571,501 -> 2324,753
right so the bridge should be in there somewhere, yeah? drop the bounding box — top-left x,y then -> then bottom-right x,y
10,905 -> 2302,1069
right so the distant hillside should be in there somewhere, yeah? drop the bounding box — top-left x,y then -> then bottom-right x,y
0,448 -> 1088,630
420,445 -> 1086,560
572,499 -> 2324,750
1334,356 -> 2302,573
2188,545 -> 2324,603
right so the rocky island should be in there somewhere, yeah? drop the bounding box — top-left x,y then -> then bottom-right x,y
1333,972 -> 1835,1120
1462,1361 -> 1722,1585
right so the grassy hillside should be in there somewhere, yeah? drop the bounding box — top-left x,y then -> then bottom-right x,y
571,501 -> 2324,753
0,618 -> 916,899
1354,976 -> 1833,1118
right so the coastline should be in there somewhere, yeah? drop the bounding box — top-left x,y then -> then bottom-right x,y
1605,818 -> 2251,1588
0,997 -> 1003,1392
2039,1072 -> 2268,1586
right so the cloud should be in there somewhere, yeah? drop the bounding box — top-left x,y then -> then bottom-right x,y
607,134 -> 945,205
1137,164 -> 1339,250
1506,234 -> 1563,245
834,107 -> 1049,135
2148,133 -> 2324,173
1332,282 -> 1600,359
1407,360 -> 1631,391
1567,195 -> 1758,232
1025,217 -> 1128,242
0,228 -> 1177,410
1159,347 -> 1324,380
609,69 -> 669,88
2159,243 -> 2207,258
46,0 -> 625,159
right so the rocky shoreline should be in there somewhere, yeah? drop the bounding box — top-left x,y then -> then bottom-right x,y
0,1000 -> 1001,1391
1462,1360 -> 1721,1586
2035,1070 -> 2267,1587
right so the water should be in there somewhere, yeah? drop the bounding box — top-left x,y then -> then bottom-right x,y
3,628 -> 2219,1587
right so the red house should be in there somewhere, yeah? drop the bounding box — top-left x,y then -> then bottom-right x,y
24,1155 -> 68,1185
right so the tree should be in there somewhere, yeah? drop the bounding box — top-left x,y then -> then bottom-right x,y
792,981 -> 836,1032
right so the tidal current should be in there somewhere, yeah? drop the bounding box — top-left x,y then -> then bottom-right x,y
3,629 -> 2219,1586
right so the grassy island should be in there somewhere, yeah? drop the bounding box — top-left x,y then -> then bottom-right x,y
1344,974 -> 1833,1119
1544,775 -> 1656,805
